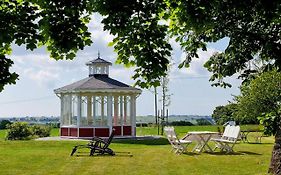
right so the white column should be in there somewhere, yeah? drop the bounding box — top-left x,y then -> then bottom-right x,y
69,94 -> 72,126
120,96 -> 124,136
106,66 -> 109,75
114,96 -> 119,126
77,95 -> 82,137
87,96 -> 92,125
130,95 -> 136,136
107,95 -> 113,132
101,96 -> 104,126
60,94 -> 64,132
124,96 -> 127,125
92,96 -> 96,126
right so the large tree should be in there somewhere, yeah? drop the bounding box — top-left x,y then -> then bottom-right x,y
0,0 -> 94,91
1,1 -> 281,89
1,1 -> 281,173
235,70 -> 281,174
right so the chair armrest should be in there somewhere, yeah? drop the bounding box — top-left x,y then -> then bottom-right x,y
89,137 -> 108,145
91,137 -> 104,142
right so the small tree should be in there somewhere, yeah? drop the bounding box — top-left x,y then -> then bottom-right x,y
0,120 -> 12,130
212,104 -> 236,125
158,75 -> 172,135
235,70 -> 281,174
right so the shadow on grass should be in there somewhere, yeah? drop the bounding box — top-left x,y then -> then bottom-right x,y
245,142 -> 273,145
72,151 -> 133,157
112,137 -> 169,145
182,152 -> 199,156
206,151 -> 262,156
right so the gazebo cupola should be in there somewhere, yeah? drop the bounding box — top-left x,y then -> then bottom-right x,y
86,54 -> 112,76
54,55 -> 141,138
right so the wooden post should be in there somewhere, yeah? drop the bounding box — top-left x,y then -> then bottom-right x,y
157,110 -> 160,135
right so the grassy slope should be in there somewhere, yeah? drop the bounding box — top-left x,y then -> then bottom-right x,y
0,126 -> 274,175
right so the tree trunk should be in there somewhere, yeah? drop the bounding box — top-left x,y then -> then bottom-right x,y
268,128 -> 281,175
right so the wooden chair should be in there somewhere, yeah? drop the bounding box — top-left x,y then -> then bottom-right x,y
70,129 -> 115,156
211,125 -> 240,153
164,126 -> 192,154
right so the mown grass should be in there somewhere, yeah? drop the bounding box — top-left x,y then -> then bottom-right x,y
0,125 -> 274,175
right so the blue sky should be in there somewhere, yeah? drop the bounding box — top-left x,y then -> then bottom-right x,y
0,14 -> 242,118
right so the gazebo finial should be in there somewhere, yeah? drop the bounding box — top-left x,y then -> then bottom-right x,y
98,51 -> 100,58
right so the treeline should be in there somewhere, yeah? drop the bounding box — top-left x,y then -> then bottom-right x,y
136,118 -> 212,127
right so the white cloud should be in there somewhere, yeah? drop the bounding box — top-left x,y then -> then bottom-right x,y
170,48 -> 219,79
27,70 -> 59,88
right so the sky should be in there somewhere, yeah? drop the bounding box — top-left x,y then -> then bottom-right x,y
0,14 -> 242,118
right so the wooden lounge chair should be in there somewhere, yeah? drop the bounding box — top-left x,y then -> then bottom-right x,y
211,125 -> 240,153
70,129 -> 115,156
164,126 -> 192,154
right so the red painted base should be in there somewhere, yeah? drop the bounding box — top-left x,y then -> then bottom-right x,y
60,126 -> 133,137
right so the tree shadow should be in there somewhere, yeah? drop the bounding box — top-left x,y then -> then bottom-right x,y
206,151 -> 262,156
112,137 -> 169,145
71,151 -> 133,157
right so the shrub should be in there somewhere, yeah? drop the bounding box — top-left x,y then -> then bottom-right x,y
196,119 -> 212,125
169,121 -> 194,126
6,122 -> 51,140
136,123 -> 148,127
0,120 -> 12,129
31,125 -> 51,137
6,122 -> 33,140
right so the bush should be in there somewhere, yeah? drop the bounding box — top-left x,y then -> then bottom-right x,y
196,119 -> 212,125
6,122 -> 33,140
31,125 -> 51,137
0,120 -> 12,130
136,123 -> 149,127
169,121 -> 194,126
6,122 -> 51,140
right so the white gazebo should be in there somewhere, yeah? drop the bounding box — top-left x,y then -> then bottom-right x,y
54,56 -> 141,138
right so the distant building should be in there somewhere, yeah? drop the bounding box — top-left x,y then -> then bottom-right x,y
54,55 -> 141,138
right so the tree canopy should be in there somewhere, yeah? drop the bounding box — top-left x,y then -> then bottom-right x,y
234,70 -> 281,174
0,0 -> 94,91
1,0 -> 281,91
235,70 -> 281,135
92,0 -> 281,87
212,104 -> 237,125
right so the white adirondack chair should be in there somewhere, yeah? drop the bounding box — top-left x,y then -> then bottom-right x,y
164,126 -> 192,154
211,125 -> 240,153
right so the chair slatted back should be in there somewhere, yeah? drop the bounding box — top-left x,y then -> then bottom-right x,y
228,126 -> 240,142
222,125 -> 240,142
222,125 -> 231,139
103,128 -> 115,149
164,127 -> 180,146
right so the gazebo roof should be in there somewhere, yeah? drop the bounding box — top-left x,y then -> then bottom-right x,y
86,58 -> 112,66
54,74 -> 141,94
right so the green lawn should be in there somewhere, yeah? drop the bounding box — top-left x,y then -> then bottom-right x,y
0,126 -> 274,175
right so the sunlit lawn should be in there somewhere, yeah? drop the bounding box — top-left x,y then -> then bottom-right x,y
0,126 -> 274,175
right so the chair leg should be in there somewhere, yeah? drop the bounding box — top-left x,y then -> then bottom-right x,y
90,147 -> 96,156
70,147 -> 77,156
